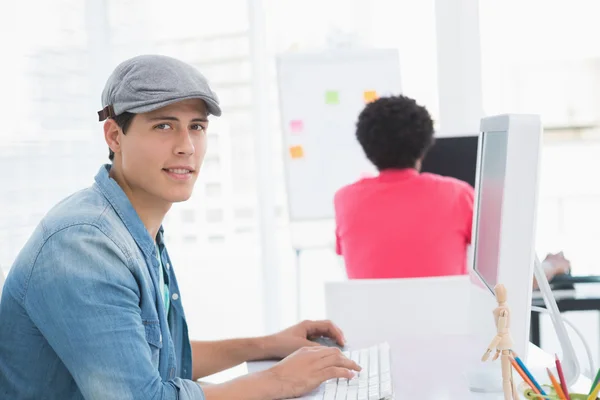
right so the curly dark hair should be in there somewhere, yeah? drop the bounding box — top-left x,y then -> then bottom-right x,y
107,112 -> 136,161
356,95 -> 435,171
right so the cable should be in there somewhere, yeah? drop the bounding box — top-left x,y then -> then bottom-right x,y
531,305 -> 595,374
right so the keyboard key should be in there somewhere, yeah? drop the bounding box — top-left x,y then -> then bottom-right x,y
358,387 -> 368,400
369,346 -> 379,378
346,387 -> 358,400
379,343 -> 391,374
317,342 -> 392,400
324,386 -> 336,400
335,385 -> 348,400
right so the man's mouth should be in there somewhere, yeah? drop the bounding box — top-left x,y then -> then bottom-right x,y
163,168 -> 192,174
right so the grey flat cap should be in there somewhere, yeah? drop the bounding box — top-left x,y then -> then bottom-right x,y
98,54 -> 221,121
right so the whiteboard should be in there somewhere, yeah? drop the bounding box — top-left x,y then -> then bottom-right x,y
277,48 -> 402,221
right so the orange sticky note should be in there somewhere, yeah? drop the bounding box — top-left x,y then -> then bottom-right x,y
289,145 -> 304,159
364,90 -> 378,103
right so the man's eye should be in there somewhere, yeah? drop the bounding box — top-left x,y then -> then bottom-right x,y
154,123 -> 171,130
191,124 -> 206,132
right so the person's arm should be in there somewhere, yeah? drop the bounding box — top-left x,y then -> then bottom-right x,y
462,184 -> 475,245
200,346 -> 360,400
200,370 -> 276,400
24,224 -> 203,400
191,319 -> 347,380
333,191 -> 344,256
190,338 -> 269,380
335,227 -> 342,255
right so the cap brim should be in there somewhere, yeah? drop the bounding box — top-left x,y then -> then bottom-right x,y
126,94 -> 222,117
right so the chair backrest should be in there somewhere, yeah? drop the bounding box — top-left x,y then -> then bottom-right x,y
324,275 -> 471,346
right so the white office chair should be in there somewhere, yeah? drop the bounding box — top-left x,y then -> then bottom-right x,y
324,275 -> 471,346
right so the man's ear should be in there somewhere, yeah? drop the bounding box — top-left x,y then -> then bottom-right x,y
104,119 -> 121,156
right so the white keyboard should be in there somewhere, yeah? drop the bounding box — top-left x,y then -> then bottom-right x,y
310,342 -> 393,400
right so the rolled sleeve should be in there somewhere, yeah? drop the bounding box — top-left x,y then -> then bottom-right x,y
23,223 -> 204,400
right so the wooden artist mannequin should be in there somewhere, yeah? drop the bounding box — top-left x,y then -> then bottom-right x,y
481,284 -> 519,400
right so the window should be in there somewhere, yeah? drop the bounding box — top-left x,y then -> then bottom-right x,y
206,209 -> 224,223
182,235 -> 198,244
207,235 -> 226,244
205,183 -> 223,198
203,155 -> 222,174
234,207 -> 255,220
181,209 -> 196,223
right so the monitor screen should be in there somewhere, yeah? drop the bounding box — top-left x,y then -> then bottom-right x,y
472,131 -> 509,293
421,136 -> 478,188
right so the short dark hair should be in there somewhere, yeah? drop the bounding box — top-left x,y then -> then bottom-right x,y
108,112 -> 136,161
356,95 -> 435,171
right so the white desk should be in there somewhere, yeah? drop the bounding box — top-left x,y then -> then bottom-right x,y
247,334 -> 592,399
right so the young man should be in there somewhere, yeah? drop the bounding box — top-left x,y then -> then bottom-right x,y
0,55 -> 359,400
334,95 -> 474,279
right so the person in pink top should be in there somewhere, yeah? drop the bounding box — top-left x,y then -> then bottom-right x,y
334,95 -> 474,279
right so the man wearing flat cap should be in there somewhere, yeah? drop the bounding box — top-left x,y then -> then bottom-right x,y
0,55 -> 359,400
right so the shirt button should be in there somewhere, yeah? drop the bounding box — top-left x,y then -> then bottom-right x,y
166,263 -> 170,270
172,293 -> 179,301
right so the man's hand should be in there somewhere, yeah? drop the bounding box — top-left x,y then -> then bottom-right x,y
262,319 -> 346,359
202,346 -> 361,400
264,346 -> 361,399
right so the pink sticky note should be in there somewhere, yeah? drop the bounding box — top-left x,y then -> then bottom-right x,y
290,120 -> 304,134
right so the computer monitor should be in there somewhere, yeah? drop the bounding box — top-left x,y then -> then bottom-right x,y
421,134 -> 478,188
468,114 -> 543,392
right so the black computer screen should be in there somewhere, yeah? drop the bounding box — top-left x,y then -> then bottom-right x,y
420,136 -> 479,188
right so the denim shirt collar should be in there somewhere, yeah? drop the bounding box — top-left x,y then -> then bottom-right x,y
93,164 -> 162,257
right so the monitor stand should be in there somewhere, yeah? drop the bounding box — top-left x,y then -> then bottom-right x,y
531,255 -> 580,386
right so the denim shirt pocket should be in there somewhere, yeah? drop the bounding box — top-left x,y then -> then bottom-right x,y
142,319 -> 162,368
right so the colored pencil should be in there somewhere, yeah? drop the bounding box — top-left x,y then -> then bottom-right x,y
509,356 -> 541,395
514,355 -> 547,396
547,368 -> 567,400
588,380 -> 600,400
590,368 -> 600,396
555,354 -> 570,399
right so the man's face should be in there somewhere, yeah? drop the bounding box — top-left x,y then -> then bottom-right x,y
110,98 -> 209,205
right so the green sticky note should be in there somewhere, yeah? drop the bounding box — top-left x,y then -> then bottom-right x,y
325,90 -> 339,105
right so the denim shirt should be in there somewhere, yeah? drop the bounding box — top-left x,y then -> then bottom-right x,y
0,165 -> 204,400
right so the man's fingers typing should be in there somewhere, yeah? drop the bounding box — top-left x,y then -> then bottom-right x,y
319,367 -> 356,381
318,350 -> 361,371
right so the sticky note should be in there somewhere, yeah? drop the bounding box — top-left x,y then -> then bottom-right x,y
364,90 -> 378,103
290,120 -> 304,134
289,145 -> 304,159
325,90 -> 340,105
